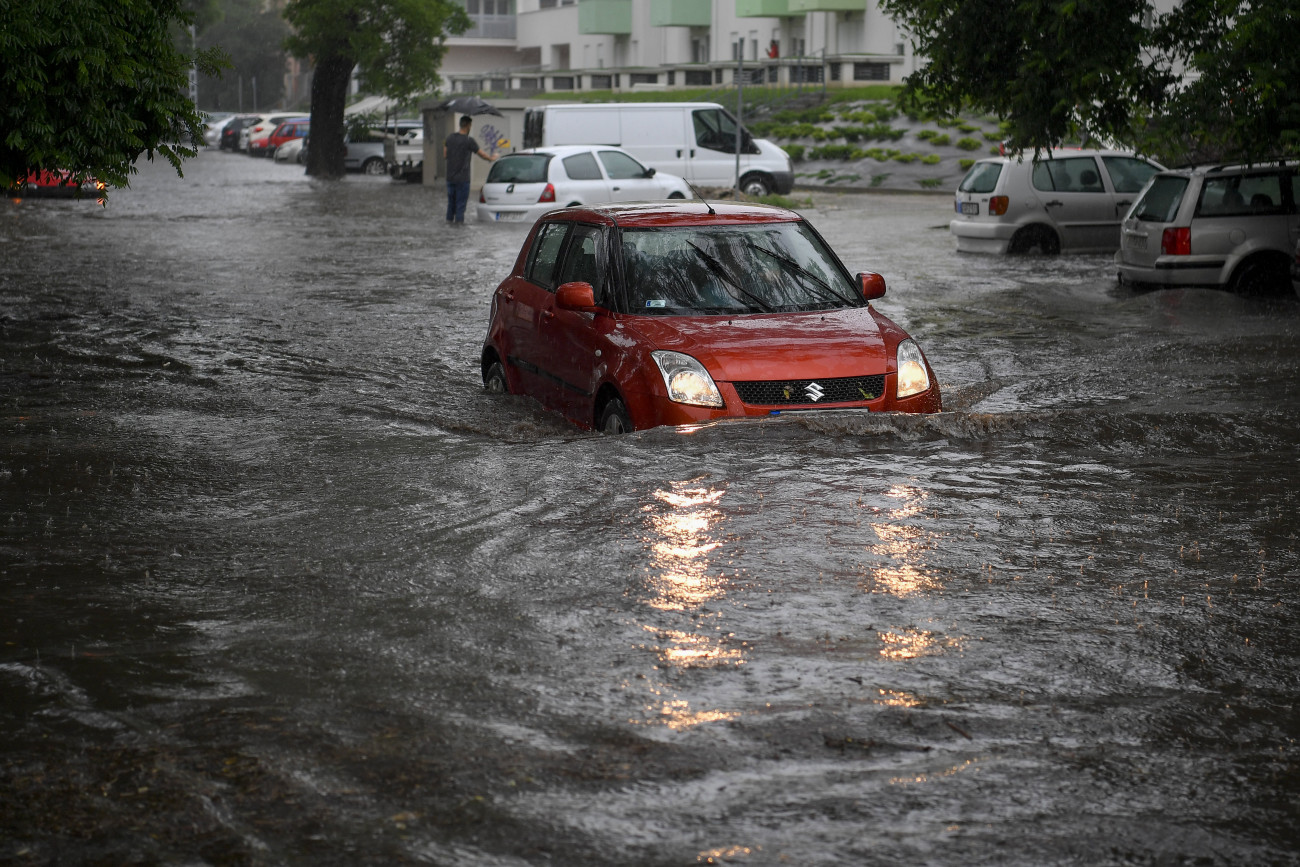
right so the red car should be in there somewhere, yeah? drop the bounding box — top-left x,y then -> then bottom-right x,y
480,201 -> 941,432
266,119 -> 309,154
9,170 -> 103,199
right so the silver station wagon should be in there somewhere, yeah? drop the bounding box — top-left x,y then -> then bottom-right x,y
951,149 -> 1164,254
1115,162 -> 1300,294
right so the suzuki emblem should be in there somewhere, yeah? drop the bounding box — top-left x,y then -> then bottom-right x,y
804,382 -> 825,402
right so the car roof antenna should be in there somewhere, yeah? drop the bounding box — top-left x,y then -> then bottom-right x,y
686,181 -> 715,215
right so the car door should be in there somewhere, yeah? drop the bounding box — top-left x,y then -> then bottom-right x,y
557,152 -> 614,205
537,223 -> 607,420
1032,156 -> 1121,250
505,221 -> 571,406
596,150 -> 662,202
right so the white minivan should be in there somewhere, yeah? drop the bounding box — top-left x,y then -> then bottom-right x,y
522,102 -> 793,197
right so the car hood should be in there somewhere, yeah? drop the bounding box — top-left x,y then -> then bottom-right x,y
622,307 -> 891,381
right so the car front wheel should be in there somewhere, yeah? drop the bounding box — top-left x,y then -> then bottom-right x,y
740,174 -> 772,197
362,157 -> 386,176
484,360 -> 508,394
597,398 -> 632,434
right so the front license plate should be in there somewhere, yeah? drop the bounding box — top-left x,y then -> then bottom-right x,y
960,201 -> 979,215
495,212 -> 525,222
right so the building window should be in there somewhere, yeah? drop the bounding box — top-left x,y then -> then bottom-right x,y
667,70 -> 675,85
552,76 -> 574,90
853,62 -> 890,81
685,69 -> 711,87
591,74 -> 612,89
490,78 -> 508,91
792,65 -> 823,84
629,72 -> 658,85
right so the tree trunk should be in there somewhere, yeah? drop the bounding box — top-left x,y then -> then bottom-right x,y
305,54 -> 354,179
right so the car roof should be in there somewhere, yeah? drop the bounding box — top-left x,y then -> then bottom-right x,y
505,145 -> 632,158
1154,160 -> 1296,177
542,201 -> 801,228
978,148 -> 1149,163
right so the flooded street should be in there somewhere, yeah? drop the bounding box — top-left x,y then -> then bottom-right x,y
2,152 -> 1298,866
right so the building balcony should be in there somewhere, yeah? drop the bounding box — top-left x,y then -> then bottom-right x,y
578,0 -> 632,34
735,0 -> 800,16
460,13 -> 517,39
789,0 -> 866,10
650,0 -> 711,26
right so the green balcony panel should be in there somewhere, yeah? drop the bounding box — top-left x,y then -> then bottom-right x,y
651,0 -> 712,26
735,0 -> 795,15
578,0 -> 632,34
789,0 -> 865,10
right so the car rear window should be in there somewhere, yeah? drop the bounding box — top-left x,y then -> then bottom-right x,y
487,154 -> 550,184
1131,176 -> 1189,222
958,162 -> 1002,193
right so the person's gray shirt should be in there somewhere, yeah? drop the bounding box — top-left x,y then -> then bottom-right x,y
444,132 -> 481,184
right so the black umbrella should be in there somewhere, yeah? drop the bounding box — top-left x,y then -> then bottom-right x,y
436,95 -> 503,117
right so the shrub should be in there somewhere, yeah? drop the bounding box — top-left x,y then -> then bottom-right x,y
989,145 -> 1003,155
956,122 -> 979,133
959,158 -> 976,170
957,137 -> 982,151
983,130 -> 1003,142
921,153 -> 941,165
930,133 -> 951,147
892,152 -> 919,163
918,178 -> 945,189
870,173 -> 890,187
864,147 -> 889,161
917,129 -> 938,141
811,143 -> 857,160
785,144 -> 805,162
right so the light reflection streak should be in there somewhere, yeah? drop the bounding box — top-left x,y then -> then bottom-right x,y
632,481 -> 746,731
866,483 -> 941,596
877,627 -> 963,660
890,758 -> 981,787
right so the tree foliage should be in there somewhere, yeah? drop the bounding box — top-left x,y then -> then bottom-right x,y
881,0 -> 1299,163
194,0 -> 291,112
283,0 -> 471,179
0,0 -> 224,192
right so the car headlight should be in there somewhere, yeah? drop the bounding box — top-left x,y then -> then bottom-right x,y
651,351 -> 724,408
896,339 -> 931,399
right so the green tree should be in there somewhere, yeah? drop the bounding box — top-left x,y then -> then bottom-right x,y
1,0 -> 223,192
881,0 -> 1299,163
194,0 -> 292,112
284,0 -> 471,179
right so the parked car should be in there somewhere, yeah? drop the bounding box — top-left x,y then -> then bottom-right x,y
219,115 -> 259,151
274,137 -> 307,165
386,127 -> 426,183
266,119 -> 309,153
480,201 -> 942,432
1115,161 -> 1299,294
8,170 -> 103,198
477,146 -> 692,224
344,119 -> 422,174
951,149 -> 1165,254
247,114 -> 308,157
202,113 -> 236,148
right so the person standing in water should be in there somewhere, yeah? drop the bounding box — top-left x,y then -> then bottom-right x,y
443,115 -> 498,223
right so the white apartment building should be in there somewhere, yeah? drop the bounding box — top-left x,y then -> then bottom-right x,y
440,0 -> 916,95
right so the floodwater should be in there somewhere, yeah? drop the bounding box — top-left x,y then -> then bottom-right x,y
2,153 -> 1297,866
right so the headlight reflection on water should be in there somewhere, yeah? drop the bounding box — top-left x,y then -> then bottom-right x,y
631,481 -> 744,731
867,484 -> 942,596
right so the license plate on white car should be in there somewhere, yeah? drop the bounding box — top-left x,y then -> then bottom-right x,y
494,212 -> 526,222
1126,233 -> 1146,251
960,202 -> 979,215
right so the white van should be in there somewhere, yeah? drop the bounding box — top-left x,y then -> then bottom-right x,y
522,102 -> 793,197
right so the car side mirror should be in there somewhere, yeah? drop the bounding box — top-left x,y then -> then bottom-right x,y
857,272 -> 886,301
556,281 -> 598,311
644,167 -> 657,178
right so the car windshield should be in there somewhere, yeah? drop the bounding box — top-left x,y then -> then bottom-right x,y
959,162 -> 1002,193
487,154 -> 550,184
620,222 -> 859,315
1131,176 -> 1189,222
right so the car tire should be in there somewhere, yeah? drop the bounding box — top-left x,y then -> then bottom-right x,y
668,192 -> 685,199
740,173 -> 772,197
361,157 -> 387,176
1228,254 -> 1290,296
484,360 -> 509,394
597,397 -> 633,434
1009,225 -> 1060,255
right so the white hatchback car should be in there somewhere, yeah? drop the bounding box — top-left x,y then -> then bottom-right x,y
476,145 -> 692,224
951,149 -> 1164,254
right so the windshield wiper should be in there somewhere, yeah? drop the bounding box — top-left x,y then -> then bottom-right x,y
746,242 -> 857,307
686,241 -> 775,312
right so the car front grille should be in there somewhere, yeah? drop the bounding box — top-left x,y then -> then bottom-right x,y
733,374 -> 887,406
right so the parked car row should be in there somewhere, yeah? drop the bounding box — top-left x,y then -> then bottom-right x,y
205,113 -> 426,174
951,148 -> 1299,295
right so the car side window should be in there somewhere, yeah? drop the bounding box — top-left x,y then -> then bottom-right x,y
1102,157 -> 1161,193
693,108 -> 736,153
555,225 -> 605,302
526,222 -> 570,290
1198,174 -> 1285,217
1032,157 -> 1105,193
598,150 -> 647,180
562,152 -> 602,181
